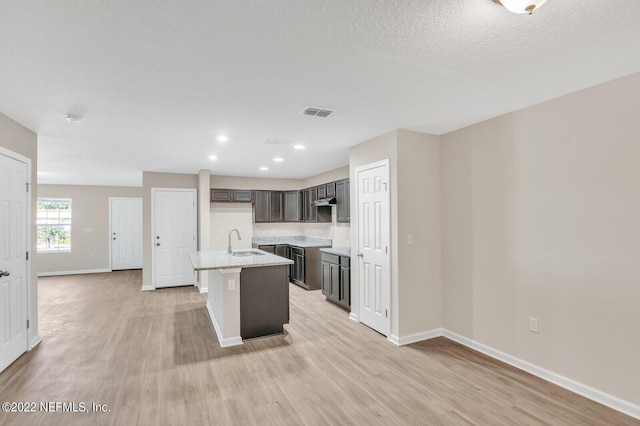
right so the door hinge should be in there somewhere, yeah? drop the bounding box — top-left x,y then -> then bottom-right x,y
26,251 -> 29,261
385,309 -> 388,318
27,319 -> 30,329
385,246 -> 388,254
25,182 -> 30,192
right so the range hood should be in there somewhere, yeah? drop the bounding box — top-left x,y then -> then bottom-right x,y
312,197 -> 336,207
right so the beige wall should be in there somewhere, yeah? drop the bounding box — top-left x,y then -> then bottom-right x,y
37,185 -> 143,274
440,71 -> 640,405
349,130 -> 401,337
0,112 -> 39,348
349,130 -> 442,341
142,172 -> 198,288
396,130 -> 441,336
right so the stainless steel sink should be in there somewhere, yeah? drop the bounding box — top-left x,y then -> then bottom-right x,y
231,250 -> 264,257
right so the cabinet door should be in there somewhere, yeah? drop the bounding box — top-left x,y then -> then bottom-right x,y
326,182 -> 336,197
330,263 -> 340,299
284,191 -> 301,222
306,187 -> 318,222
233,190 -> 253,202
259,245 -> 275,254
317,184 -> 326,198
270,191 -> 283,222
211,189 -> 232,202
336,179 -> 350,223
275,244 -> 288,258
340,265 -> 350,306
255,191 -> 270,222
321,261 -> 331,296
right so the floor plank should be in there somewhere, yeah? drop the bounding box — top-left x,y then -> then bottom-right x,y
0,271 -> 636,425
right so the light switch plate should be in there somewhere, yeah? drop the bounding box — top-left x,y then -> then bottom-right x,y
228,279 -> 235,291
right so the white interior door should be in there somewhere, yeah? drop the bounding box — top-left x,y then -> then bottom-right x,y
0,152 -> 29,372
357,160 -> 391,336
152,189 -> 197,288
111,198 -> 143,270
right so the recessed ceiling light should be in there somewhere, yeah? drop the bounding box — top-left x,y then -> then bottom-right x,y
273,157 -> 284,162
65,113 -> 82,123
293,144 -> 305,150
209,155 -> 218,160
217,135 -> 229,143
259,166 -> 269,171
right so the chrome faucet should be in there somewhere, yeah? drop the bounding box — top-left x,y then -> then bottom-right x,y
228,229 -> 242,254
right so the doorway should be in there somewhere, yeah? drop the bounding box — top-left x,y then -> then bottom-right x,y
110,197 -> 143,270
356,160 -> 391,336
151,188 -> 197,288
0,149 -> 30,372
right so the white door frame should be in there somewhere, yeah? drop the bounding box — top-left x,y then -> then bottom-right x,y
150,188 -> 197,289
0,146 -> 36,357
108,197 -> 143,271
354,159 -> 391,337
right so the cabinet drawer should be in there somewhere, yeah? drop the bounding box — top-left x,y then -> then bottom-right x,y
322,253 -> 339,265
340,256 -> 350,268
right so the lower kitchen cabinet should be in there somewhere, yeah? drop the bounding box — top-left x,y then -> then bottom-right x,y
321,252 -> 351,310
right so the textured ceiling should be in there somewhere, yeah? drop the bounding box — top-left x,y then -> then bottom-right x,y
1,0 -> 639,186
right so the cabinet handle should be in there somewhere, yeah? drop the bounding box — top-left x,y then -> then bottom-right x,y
156,243 -> 161,246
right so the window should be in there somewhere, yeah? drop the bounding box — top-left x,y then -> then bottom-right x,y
37,199 -> 72,252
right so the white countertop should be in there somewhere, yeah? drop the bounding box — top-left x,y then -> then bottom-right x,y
252,236 -> 332,248
188,249 -> 293,271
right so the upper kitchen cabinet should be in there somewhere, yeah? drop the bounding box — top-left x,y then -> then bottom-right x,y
255,190 -> 283,222
336,179 -> 350,223
284,191 -> 302,222
317,182 -> 336,199
302,187 -> 317,222
211,189 -> 254,203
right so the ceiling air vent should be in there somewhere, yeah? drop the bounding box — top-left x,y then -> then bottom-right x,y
301,106 -> 334,118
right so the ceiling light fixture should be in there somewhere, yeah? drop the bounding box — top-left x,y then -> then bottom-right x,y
273,157 -> 284,162
293,144 -> 305,150
217,135 -> 229,143
494,0 -> 547,15
65,113 -> 82,123
259,166 -> 269,171
209,155 -> 218,160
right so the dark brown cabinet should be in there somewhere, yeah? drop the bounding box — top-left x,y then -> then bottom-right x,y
284,191 -> 301,222
336,179 -> 350,223
302,187 -> 318,222
255,191 -> 283,222
321,252 -> 351,310
211,189 -> 254,203
240,265 -> 289,339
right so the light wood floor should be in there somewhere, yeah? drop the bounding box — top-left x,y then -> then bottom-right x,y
0,271 -> 636,426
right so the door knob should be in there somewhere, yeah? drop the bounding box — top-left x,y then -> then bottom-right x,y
0,270 -> 10,277
357,253 -> 363,257
156,243 -> 161,246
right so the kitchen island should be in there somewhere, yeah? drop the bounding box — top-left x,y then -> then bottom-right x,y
189,249 -> 293,347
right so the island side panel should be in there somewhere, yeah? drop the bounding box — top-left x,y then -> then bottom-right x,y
239,265 -> 289,340
207,268 -> 243,347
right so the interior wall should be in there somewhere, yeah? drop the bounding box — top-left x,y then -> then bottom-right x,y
37,184 -> 143,274
396,130 -> 441,336
142,172 -> 197,288
0,112 -> 39,348
440,71 -> 640,405
349,130 -> 399,336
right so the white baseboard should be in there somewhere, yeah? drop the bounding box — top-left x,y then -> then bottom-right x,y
206,301 -> 243,348
348,312 -> 358,322
198,286 -> 208,294
442,330 -> 640,421
388,328 -> 444,346
38,268 -> 111,277
140,285 -> 155,291
29,335 -> 42,350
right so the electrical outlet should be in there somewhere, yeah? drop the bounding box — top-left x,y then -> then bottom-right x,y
407,234 -> 414,245
529,317 -> 539,333
228,279 -> 235,291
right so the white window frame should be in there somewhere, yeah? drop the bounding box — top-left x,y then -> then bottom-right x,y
37,198 -> 72,253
